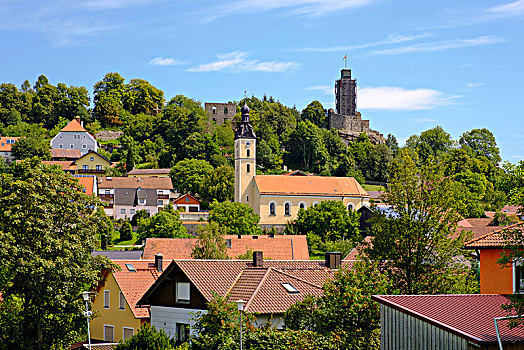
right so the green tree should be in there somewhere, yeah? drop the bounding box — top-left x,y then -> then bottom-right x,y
0,160 -> 112,349
405,125 -> 454,162
137,204 -> 190,239
192,222 -> 229,259
119,220 -> 133,241
131,209 -> 150,226
290,200 -> 360,255
170,159 -> 214,195
208,201 -> 261,236
364,150 -> 474,294
93,72 -> 126,126
115,324 -> 178,350
459,128 -> 501,164
301,100 -> 326,128
200,165 -> 235,202
284,120 -> 328,172
11,136 -> 51,160
123,78 -> 165,115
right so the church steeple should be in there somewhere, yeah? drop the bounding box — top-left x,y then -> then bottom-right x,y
235,101 -> 256,140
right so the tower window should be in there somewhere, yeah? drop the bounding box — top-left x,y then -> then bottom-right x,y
212,107 -> 216,114
348,203 -> 354,211
246,149 -> 251,157
269,202 -> 276,216
284,202 -> 291,216
224,107 -> 228,114
246,164 -> 250,173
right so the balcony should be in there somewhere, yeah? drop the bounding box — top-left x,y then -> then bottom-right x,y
78,168 -> 105,174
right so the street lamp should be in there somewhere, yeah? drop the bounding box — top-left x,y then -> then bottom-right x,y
81,291 -> 92,350
236,300 -> 246,350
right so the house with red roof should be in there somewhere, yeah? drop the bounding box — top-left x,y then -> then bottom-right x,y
173,194 -> 201,212
90,259 -> 162,343
0,135 -> 20,164
142,234 -> 310,260
137,252 -> 349,341
50,117 -> 98,155
373,294 -> 524,349
465,222 -> 524,294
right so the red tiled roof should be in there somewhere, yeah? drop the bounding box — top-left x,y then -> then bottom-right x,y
142,235 -> 310,261
98,176 -> 173,190
343,236 -> 373,260
75,176 -> 95,195
112,260 -> 159,319
0,136 -> 20,151
51,148 -> 82,159
173,194 -> 200,205
61,118 -> 87,132
464,222 -> 524,248
500,205 -> 523,216
372,294 -> 524,344
127,168 -> 171,176
42,160 -> 77,171
254,175 -> 369,197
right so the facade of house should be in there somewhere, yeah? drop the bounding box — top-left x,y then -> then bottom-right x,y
138,253 -> 345,340
372,294 -> 524,349
234,102 -> 370,227
141,234 -> 310,260
127,168 -> 172,178
464,222 -> 524,294
173,194 -> 201,212
73,151 -> 112,175
91,260 -> 161,342
50,117 -> 98,155
97,177 -> 173,219
0,136 -> 20,164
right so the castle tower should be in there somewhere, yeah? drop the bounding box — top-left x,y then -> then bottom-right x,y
335,68 -> 357,116
234,101 -> 256,203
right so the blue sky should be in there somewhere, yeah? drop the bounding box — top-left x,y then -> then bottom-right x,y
1,0 -> 523,161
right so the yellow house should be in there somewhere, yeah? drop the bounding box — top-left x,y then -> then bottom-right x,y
73,151 -> 112,175
234,102 -> 370,227
91,259 -> 161,342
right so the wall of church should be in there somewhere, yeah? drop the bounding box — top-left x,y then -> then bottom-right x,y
256,194 -> 369,225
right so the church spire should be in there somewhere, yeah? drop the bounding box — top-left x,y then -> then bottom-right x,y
235,99 -> 256,139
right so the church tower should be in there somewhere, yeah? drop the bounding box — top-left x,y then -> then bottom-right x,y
335,68 -> 357,116
234,101 -> 256,203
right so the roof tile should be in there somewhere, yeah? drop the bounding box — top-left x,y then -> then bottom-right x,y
98,176 -> 173,190
464,222 -> 524,248
254,175 -> 369,197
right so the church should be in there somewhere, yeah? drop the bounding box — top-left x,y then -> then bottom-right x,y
234,101 -> 370,228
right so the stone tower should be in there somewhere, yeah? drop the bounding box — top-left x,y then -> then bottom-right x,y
335,68 -> 357,116
234,101 -> 256,203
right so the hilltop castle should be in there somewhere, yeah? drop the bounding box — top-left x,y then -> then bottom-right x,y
328,68 -> 384,144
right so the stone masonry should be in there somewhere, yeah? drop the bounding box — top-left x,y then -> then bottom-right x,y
205,102 -> 237,126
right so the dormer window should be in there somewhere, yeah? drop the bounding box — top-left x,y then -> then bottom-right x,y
282,283 -> 299,293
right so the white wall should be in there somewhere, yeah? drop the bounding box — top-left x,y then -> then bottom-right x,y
150,306 -> 206,339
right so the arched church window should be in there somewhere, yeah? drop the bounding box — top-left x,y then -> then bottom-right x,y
247,149 -> 251,157
247,163 -> 251,173
284,202 -> 291,216
299,202 -> 306,210
269,202 -> 276,216
348,203 -> 354,211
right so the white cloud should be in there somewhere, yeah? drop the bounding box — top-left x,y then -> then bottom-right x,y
487,0 -> 524,17
306,85 -> 333,95
79,0 -> 156,10
358,86 -> 460,111
370,36 -> 504,56
148,57 -> 187,66
187,51 -> 299,73
294,33 -> 432,53
200,0 -> 374,22
467,82 -> 484,88
416,118 -> 436,123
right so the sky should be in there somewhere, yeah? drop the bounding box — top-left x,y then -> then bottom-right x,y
0,0 -> 523,161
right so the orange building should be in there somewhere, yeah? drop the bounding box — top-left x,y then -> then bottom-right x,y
465,222 -> 524,294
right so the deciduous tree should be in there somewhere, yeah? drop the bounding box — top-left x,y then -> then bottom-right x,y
208,201 -> 261,236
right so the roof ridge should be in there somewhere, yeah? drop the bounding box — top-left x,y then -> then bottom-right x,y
244,267 -> 273,311
225,267 -> 252,296
464,221 -> 524,246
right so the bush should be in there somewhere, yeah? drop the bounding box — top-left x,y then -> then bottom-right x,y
115,324 -> 178,350
119,220 -> 133,241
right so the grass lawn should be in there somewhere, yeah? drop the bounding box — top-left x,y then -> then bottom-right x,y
362,184 -> 385,191
110,230 -> 142,248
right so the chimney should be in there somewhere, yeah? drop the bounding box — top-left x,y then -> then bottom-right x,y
75,116 -> 83,126
325,252 -> 341,270
253,251 -> 263,267
155,253 -> 163,272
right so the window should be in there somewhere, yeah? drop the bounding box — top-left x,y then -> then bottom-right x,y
224,107 -> 228,114
119,291 -> 125,310
59,144 -> 63,149
125,263 -> 136,272
104,290 -> 110,308
82,144 -> 87,149
176,323 -> 190,342
185,197 -> 189,202
123,327 -> 134,341
121,209 -> 126,214
96,165 -> 102,171
70,144 -> 74,149
246,195 -> 249,202
313,201 -> 319,207
104,325 -> 114,342
83,165 -> 89,171
90,157 -> 94,161
226,239 -> 232,248
176,282 -> 190,303
299,202 -> 306,210
212,107 -> 216,114
284,202 -> 291,216
269,202 -> 276,216
246,149 -> 251,157
138,199 -> 145,205
105,190 -> 110,194
347,203 -> 354,211
515,262 -> 524,293
130,209 -> 135,214
282,283 -> 299,293
246,163 -> 250,173
157,200 -> 163,205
